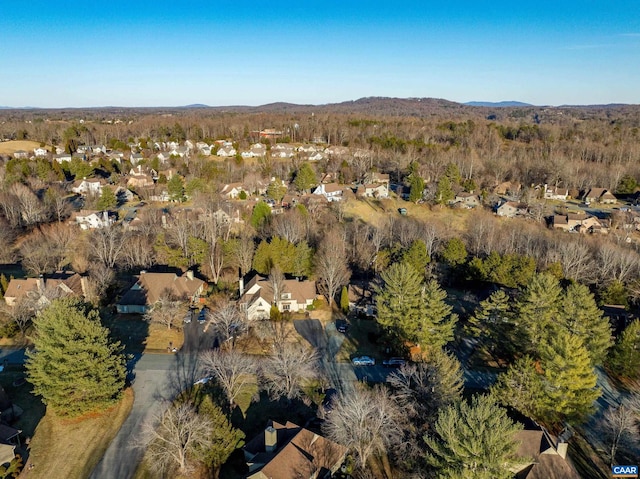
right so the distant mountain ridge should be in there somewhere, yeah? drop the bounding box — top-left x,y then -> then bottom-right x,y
464,101 -> 534,107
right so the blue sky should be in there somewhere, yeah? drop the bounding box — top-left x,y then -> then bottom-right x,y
1,1 -> 639,107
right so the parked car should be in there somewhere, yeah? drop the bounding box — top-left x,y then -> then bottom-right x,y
198,307 -> 208,324
382,357 -> 406,368
352,356 -> 375,366
336,320 -> 349,333
183,311 -> 192,324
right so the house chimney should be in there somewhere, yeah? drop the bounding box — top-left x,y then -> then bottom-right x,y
556,441 -> 568,459
239,274 -> 245,296
265,426 -> 277,453
186,270 -> 194,281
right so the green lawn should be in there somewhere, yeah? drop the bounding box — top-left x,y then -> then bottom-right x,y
336,317 -> 384,362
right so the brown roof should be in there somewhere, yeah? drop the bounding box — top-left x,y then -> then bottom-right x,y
119,272 -> 205,307
45,272 -> 86,297
513,429 -> 580,479
516,454 -> 581,479
322,183 -> 344,193
3,278 -> 42,301
246,421 -> 347,479
240,276 -> 316,308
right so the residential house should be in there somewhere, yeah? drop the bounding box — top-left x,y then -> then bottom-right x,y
216,145 -> 237,157
12,150 -> 29,159
583,187 -> 617,205
494,181 -> 522,197
71,178 -> 106,196
221,183 -> 244,199
127,165 -> 157,189
55,146 -> 66,154
363,172 -> 390,186
297,144 -> 319,153
172,146 -> 190,158
543,184 -> 570,201
304,151 -> 326,161
451,192 -> 481,208
241,143 -> 267,158
33,147 -> 48,157
552,213 -> 607,233
89,145 -> 107,155
313,183 -> 344,202
270,144 -> 295,158
129,153 -> 144,165
53,153 -> 72,164
356,183 -> 389,199
156,151 -> 174,163
4,272 -> 87,307
243,420 -> 347,479
496,201 -> 528,218
512,426 -> 580,479
3,278 -> 43,307
324,146 -> 350,157
116,271 -> 206,314
238,275 -> 317,321
71,210 -> 116,229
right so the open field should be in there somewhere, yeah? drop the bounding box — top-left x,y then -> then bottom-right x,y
0,141 -> 46,156
22,388 -> 134,479
343,196 -> 471,232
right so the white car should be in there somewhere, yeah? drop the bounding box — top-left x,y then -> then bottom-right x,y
351,356 -> 375,366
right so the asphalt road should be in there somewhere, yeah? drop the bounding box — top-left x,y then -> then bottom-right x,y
89,353 -> 177,479
90,319 -> 217,479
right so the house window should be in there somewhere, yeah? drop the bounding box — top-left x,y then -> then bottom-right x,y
282,303 -> 291,311
281,293 -> 291,300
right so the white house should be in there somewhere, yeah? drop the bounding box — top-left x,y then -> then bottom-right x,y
238,275 -> 317,321
313,183 -> 344,202
357,183 -> 389,198
13,150 -> 29,159
72,210 -> 115,229
33,147 -> 48,157
53,153 -> 72,164
544,184 -> 570,201
217,145 -> 237,157
220,183 -> 244,199
71,178 -> 106,196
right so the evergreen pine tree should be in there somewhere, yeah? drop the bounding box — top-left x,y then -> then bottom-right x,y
425,395 -> 521,479
607,319 -> 640,380
340,286 -> 349,314
96,186 -> 117,210
467,289 -> 514,356
26,298 -> 126,417
538,330 -> 601,425
193,396 -> 245,478
515,273 -> 563,352
560,282 -> 612,366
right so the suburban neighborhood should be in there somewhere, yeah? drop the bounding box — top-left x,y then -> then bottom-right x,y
0,99 -> 638,479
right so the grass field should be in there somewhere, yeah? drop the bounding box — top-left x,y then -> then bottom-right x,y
22,388 -> 134,479
343,196 -> 471,232
0,141 -> 47,156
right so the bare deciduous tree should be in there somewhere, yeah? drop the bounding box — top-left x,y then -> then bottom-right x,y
207,302 -> 248,346
89,226 -> 127,269
548,238 -> 595,282
232,229 -> 255,277
315,229 -> 350,306
272,209 -> 305,244
260,343 -> 319,401
139,402 -> 213,475
199,349 -> 256,408
603,398 -> 639,466
323,384 -> 406,469
144,292 -> 186,330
